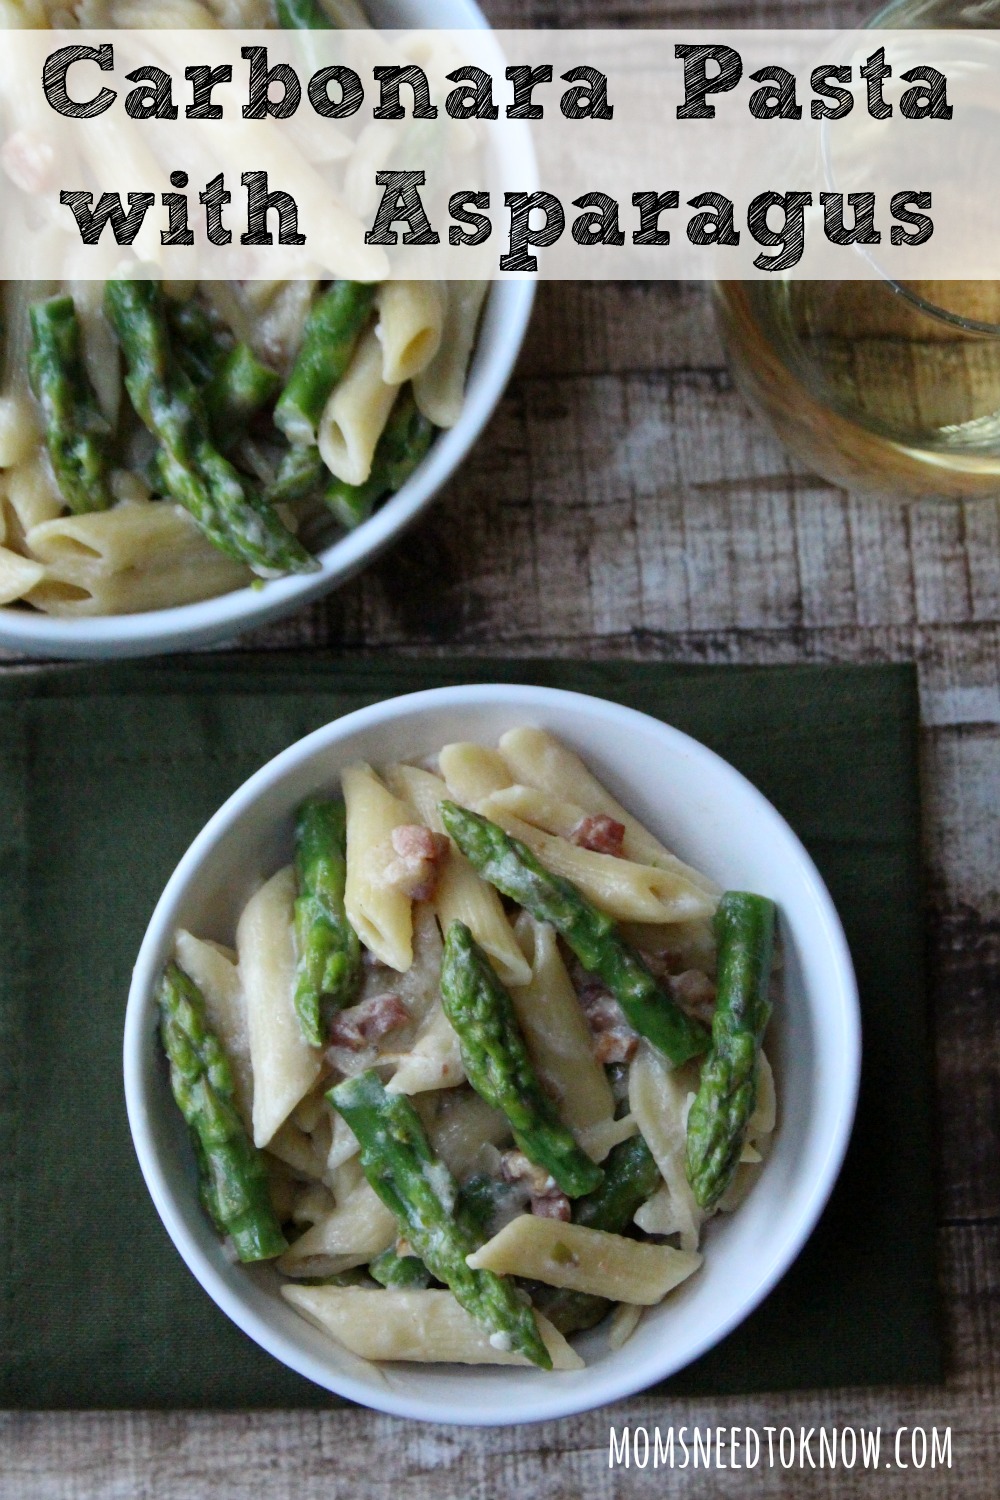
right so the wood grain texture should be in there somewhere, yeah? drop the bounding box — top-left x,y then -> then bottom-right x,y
3,38 -> 1000,1500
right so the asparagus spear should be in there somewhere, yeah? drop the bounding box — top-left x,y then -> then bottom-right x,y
105,278 -> 316,578
293,798 -> 361,1047
440,803 -> 710,1067
275,0 -> 342,79
276,0 -> 334,26
330,1070 -> 552,1368
27,295 -> 112,514
273,281 -> 376,447
685,892 -> 776,1211
366,1172 -> 509,1290
267,443 -> 326,505
163,298 -> 276,445
157,961 -> 287,1262
441,921 -> 604,1198
166,296 -> 231,386
203,343 -> 281,443
369,1247 -> 432,1289
325,387 -> 436,530
533,1134 -> 663,1335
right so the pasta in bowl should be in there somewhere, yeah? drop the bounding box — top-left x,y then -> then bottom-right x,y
125,684 -> 861,1424
0,0 -> 533,657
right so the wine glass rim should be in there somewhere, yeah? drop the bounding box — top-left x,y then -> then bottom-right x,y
866,0 -> 1000,28
878,279 -> 1000,334
817,0 -> 1000,335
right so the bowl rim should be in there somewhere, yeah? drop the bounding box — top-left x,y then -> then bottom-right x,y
124,682 -> 862,1426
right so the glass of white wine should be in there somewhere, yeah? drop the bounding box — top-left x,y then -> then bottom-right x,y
715,0 -> 1000,499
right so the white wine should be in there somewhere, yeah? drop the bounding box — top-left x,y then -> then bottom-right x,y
715,279 -> 1000,498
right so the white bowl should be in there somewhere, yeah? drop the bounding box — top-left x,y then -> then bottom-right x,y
124,684 -> 860,1426
0,0 -> 533,661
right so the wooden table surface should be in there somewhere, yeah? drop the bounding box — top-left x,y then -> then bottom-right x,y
3,2 -> 999,1493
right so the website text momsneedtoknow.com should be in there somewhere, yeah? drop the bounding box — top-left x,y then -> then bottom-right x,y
608,1425 -> 953,1472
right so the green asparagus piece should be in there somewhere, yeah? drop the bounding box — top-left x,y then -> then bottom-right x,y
440,803 -> 711,1066
369,1247 -> 432,1289
685,892 -> 776,1211
440,921 -> 603,1199
275,0 -> 341,79
157,961 -> 287,1262
166,296 -> 231,386
365,1172 -> 509,1290
27,295 -> 112,514
273,281 -> 376,447
104,279 -> 316,578
533,1134 -> 662,1335
325,387 -> 436,530
164,299 -> 276,445
293,798 -> 361,1046
457,1170 -> 515,1237
574,1135 -> 661,1233
203,343 -> 281,440
330,1070 -> 552,1369
276,0 -> 334,26
267,443 -> 326,505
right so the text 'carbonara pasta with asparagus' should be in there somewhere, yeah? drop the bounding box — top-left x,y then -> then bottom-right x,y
157,726 -> 780,1371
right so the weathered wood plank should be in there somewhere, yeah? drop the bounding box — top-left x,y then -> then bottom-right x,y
520,283 -> 726,378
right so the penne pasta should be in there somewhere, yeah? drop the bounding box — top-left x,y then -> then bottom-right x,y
317,326 -> 401,487
498,728 -> 720,897
386,762 -> 531,987
342,762 -> 415,972
250,278 -> 318,376
376,281 -> 445,384
6,452 -> 62,534
474,799 -> 716,925
0,396 -> 39,471
266,1119 -> 329,1182
438,742 -> 513,804
237,865 -> 323,1150
0,544 -> 44,605
68,279 -> 121,426
325,1109 -> 361,1177
618,917 -> 718,975
291,1180 -> 336,1228
510,912 -> 615,1135
576,1112 -> 639,1164
629,1044 -> 702,1253
291,1085 -> 328,1136
607,1302 -> 644,1351
24,502 -> 249,617
414,281 -> 489,429
385,999 -> 464,1096
281,1286 -> 585,1369
277,1180 -> 398,1277
466,1217 -> 703,1306
421,1088 -> 511,1179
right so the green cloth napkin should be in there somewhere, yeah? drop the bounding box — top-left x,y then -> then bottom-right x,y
0,657 -> 940,1409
